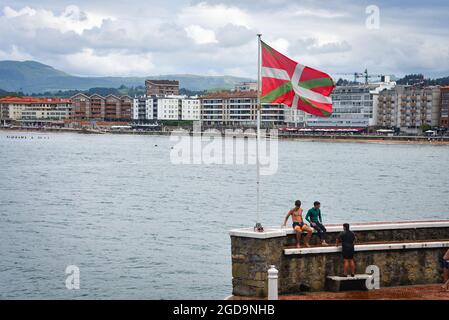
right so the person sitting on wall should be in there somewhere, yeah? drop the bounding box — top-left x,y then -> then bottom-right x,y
283,200 -> 313,248
336,223 -> 357,277
442,248 -> 449,291
305,201 -> 329,246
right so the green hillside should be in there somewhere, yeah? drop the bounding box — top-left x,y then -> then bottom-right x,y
0,60 -> 253,93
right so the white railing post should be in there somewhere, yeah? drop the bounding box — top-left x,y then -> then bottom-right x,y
267,265 -> 278,300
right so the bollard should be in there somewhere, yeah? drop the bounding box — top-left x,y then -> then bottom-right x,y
267,265 -> 278,300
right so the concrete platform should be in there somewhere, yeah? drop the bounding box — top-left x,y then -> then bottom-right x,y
326,275 -> 372,292
284,240 -> 449,255
229,220 -> 449,239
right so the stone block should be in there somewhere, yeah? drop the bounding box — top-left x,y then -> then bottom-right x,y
232,263 -> 249,279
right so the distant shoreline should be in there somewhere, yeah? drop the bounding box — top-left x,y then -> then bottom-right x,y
282,136 -> 449,145
1,127 -> 449,145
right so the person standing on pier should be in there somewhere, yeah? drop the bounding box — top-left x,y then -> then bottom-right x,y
336,223 -> 357,277
283,200 -> 313,248
305,201 -> 329,246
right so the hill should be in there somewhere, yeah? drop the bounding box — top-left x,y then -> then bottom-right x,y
0,60 -> 253,93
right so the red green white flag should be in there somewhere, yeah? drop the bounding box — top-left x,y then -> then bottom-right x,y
261,40 -> 335,117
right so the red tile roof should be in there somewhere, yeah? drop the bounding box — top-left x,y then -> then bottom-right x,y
200,90 -> 257,99
0,96 -> 71,104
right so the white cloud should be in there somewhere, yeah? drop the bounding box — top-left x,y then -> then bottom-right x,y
64,49 -> 154,76
0,1 -> 449,78
3,5 -> 36,17
215,24 -> 254,47
294,8 -> 346,19
293,38 -> 352,54
178,2 -> 251,29
3,5 -> 108,34
185,25 -> 217,44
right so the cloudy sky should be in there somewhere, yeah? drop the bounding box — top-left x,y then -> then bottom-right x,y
0,0 -> 448,78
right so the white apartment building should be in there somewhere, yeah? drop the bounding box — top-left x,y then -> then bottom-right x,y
157,98 -> 179,120
375,85 -> 441,134
306,80 -> 396,128
132,95 -> 201,122
133,96 -> 154,120
181,98 -> 200,120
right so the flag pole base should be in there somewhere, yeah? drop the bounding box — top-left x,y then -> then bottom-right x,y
254,222 -> 264,232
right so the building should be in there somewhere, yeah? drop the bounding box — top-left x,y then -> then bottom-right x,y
440,86 -> 449,129
283,107 -> 307,127
71,93 -> 133,121
376,85 -> 441,134
157,97 -> 180,120
306,80 -> 395,128
181,98 -> 200,120
200,91 -> 284,128
145,80 -> 179,97
133,96 -> 154,121
234,82 -> 257,92
132,95 -> 200,122
0,96 -> 71,123
307,85 -> 374,127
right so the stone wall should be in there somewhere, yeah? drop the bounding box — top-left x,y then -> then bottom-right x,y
230,223 -> 449,297
280,247 -> 446,294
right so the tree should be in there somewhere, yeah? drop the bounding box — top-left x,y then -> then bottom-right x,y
420,123 -> 432,132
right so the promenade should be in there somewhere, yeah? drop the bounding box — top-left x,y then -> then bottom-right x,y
228,284 -> 449,300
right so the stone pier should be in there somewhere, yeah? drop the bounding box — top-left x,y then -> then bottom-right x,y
229,220 -> 449,297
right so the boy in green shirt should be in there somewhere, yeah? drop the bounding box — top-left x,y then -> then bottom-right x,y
305,201 -> 329,246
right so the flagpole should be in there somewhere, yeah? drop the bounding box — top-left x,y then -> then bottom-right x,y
255,34 -> 263,232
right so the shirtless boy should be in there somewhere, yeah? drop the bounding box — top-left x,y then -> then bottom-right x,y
283,200 -> 313,248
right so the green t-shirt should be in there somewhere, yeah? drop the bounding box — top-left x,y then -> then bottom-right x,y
305,207 -> 322,223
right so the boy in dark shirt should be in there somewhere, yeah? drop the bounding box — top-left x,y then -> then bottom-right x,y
305,201 -> 328,246
336,223 -> 356,277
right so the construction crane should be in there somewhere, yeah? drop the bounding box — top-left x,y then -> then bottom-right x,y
334,69 -> 387,85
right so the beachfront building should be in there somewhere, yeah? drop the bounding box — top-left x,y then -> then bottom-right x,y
70,93 -> 133,121
375,85 -> 441,134
181,98 -> 200,120
132,96 -> 154,121
131,95 -> 200,122
306,85 -> 374,127
283,107 -> 307,127
306,79 -> 396,128
157,97 -> 180,120
0,97 -> 28,121
0,96 -> 72,124
200,91 -> 284,128
440,86 -> 449,129
145,79 -> 179,97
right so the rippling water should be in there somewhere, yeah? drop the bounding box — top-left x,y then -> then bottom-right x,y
0,131 -> 448,299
